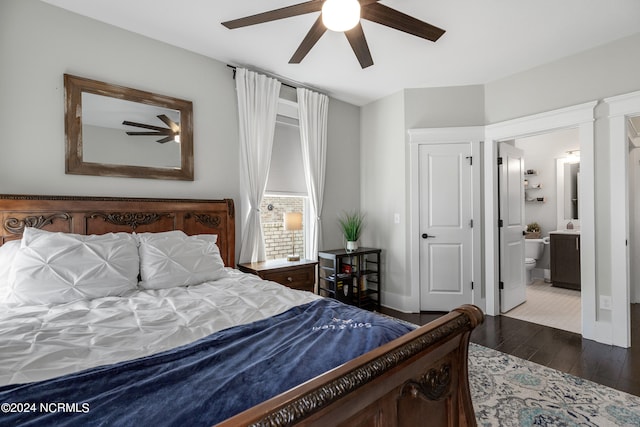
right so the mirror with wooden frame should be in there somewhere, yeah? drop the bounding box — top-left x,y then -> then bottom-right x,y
64,74 -> 194,180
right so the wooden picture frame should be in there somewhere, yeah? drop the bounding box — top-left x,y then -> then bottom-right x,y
64,74 -> 194,181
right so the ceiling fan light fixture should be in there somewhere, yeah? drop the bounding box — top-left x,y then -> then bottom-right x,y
566,150 -> 580,161
322,0 -> 361,32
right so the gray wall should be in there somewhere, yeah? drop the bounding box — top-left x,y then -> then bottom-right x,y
0,0 -> 238,199
323,98 -> 361,251
360,86 -> 485,309
360,92 -> 406,305
404,85 -> 486,129
485,32 -> 640,304
0,0 -> 360,255
361,31 -> 640,311
5,0 -> 640,311
485,32 -> 640,124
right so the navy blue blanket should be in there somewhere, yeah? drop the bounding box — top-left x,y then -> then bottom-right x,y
0,299 -> 414,426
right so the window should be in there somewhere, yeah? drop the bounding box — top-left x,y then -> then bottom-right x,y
260,195 -> 306,260
260,100 -> 308,260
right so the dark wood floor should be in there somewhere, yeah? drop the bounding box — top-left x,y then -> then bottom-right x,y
380,304 -> 640,397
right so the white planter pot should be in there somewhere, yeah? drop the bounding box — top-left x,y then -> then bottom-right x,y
346,241 -> 358,252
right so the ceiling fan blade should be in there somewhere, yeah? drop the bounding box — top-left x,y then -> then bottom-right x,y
156,136 -> 175,144
126,131 -> 168,136
344,23 -> 374,69
157,114 -> 180,132
361,3 -> 445,42
122,120 -> 169,133
222,1 -> 323,29
289,16 -> 327,64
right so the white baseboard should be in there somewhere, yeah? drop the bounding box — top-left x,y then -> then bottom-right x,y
380,290 -> 418,313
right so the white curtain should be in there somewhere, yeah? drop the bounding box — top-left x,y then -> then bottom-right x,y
297,87 -> 329,260
236,68 -> 282,263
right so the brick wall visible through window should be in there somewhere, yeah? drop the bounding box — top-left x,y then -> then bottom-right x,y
261,196 -> 305,260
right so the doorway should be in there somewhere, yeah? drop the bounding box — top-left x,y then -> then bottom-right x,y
417,143 -> 473,311
626,116 -> 640,344
629,117 -> 640,308
408,127 -> 484,314
605,90 -> 640,347
484,101 -> 597,341
498,129 -> 583,335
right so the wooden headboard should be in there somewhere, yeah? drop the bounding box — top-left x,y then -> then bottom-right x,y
0,195 -> 236,267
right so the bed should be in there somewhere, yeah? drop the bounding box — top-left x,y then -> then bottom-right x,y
0,194 -> 483,426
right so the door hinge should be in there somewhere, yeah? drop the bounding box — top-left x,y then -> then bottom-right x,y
469,219 -> 474,228
498,219 -> 503,227
471,281 -> 474,290
497,157 -> 503,165
499,281 -> 504,290
466,156 -> 473,165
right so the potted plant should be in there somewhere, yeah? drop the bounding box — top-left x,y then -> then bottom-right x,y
525,222 -> 541,239
338,211 -> 365,252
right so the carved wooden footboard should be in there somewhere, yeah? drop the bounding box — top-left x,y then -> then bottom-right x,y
218,304 -> 484,427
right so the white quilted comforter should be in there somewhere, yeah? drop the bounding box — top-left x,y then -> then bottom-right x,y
0,269 -> 320,387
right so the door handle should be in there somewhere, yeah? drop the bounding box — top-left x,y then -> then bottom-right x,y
422,233 -> 436,239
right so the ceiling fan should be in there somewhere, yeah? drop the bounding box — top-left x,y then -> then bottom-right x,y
221,0 -> 445,69
122,114 -> 180,144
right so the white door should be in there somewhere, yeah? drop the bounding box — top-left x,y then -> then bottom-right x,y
499,143 -> 526,312
419,143 -> 473,311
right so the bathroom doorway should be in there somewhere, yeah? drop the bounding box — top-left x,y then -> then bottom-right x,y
499,128 -> 582,334
628,116 -> 640,341
605,91 -> 640,347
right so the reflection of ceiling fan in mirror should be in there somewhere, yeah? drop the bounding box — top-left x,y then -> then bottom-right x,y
222,0 -> 445,68
122,114 -> 180,144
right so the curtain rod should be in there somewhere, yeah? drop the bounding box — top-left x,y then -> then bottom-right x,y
226,65 -> 296,90
226,64 -> 326,95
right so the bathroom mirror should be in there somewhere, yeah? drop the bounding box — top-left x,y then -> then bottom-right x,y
556,158 -> 580,226
64,74 -> 193,180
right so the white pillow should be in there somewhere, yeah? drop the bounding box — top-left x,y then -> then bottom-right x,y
0,240 -> 21,300
137,231 -> 226,290
7,228 -> 139,305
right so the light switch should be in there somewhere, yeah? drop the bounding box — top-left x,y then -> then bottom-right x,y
394,213 -> 400,224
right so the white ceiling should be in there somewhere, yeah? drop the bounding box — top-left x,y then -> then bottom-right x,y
41,0 -> 640,106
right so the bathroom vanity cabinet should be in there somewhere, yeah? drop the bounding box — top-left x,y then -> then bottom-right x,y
550,232 -> 581,290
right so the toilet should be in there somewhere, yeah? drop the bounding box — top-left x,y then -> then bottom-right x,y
525,238 -> 548,284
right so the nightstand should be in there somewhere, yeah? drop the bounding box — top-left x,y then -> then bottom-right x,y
237,259 -> 318,292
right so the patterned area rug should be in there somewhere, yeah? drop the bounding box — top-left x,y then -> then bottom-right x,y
469,343 -> 640,426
